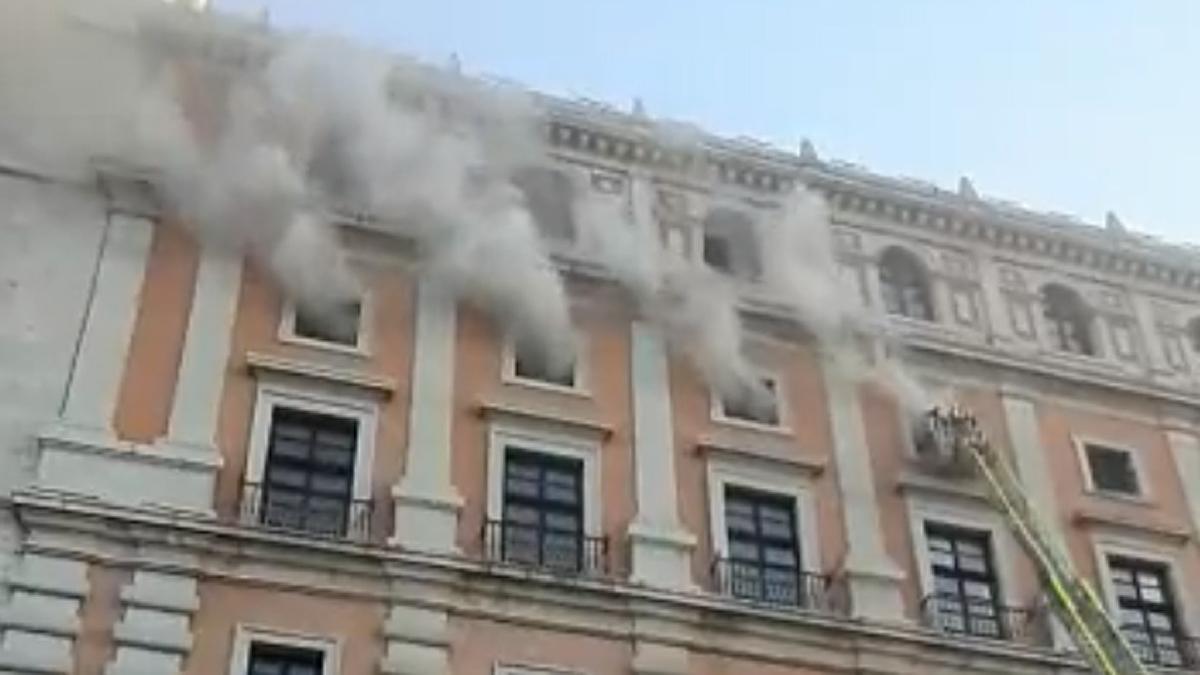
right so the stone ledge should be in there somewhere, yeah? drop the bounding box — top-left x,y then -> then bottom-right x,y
477,399 -> 613,440
246,350 -> 396,396
35,424 -> 220,515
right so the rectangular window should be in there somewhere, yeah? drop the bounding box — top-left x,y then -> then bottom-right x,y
292,300 -> 362,348
498,448 -> 587,572
1085,443 -> 1140,496
703,234 -> 733,274
924,524 -> 1003,638
512,339 -> 576,389
1110,557 -> 1188,667
718,378 -> 780,427
259,408 -> 358,537
720,486 -> 803,605
247,641 -> 324,675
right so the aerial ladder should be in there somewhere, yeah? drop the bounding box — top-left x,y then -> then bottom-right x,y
916,406 -> 1150,675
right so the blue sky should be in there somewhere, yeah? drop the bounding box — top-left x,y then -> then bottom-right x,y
216,0 -> 1199,245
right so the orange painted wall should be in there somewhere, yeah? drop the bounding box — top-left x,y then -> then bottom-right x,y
212,253 -> 415,541
112,222 -> 198,443
186,581 -> 384,675
450,616 -> 632,675
73,564 -> 130,675
450,285 -> 636,575
670,336 -> 846,589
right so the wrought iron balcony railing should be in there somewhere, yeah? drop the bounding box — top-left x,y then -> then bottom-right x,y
711,557 -> 846,614
239,481 -> 372,541
482,519 -> 607,577
921,593 -> 1051,646
1120,624 -> 1200,669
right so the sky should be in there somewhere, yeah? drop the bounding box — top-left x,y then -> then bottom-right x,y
214,0 -> 1200,245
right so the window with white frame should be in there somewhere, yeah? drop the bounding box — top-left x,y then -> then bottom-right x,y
706,453 -> 825,610
923,523 -> 1004,638
281,297 -> 366,352
504,334 -> 584,392
485,424 -> 603,575
229,626 -> 337,675
1108,556 -> 1191,667
243,381 -> 378,540
1082,442 -> 1142,497
714,375 -> 782,428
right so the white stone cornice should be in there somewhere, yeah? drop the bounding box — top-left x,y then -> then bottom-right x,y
244,350 -> 397,397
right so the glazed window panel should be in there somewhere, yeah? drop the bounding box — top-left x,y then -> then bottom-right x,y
924,524 -> 1003,639
260,408 -> 358,537
1085,444 -> 1140,496
247,641 -> 324,675
1109,557 -> 1186,668
292,300 -> 362,347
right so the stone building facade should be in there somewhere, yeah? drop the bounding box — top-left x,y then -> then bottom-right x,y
2,7 -> 1200,675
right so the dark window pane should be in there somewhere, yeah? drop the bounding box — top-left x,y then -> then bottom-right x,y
293,300 -> 361,346
258,408 -> 358,537
499,449 -> 586,573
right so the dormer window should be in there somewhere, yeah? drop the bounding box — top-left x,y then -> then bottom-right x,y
702,208 -> 761,281
1041,283 -> 1094,356
879,246 -> 934,321
513,167 -> 576,242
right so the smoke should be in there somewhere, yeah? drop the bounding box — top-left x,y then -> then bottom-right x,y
2,0 -> 935,415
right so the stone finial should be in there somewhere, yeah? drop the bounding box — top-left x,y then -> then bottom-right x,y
1105,211 -> 1126,233
799,138 -> 818,162
957,176 -> 978,200
632,97 -> 647,117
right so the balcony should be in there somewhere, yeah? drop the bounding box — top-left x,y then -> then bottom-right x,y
482,519 -> 608,577
921,594 -> 1051,647
711,557 -> 847,615
1121,625 -> 1200,670
238,481 -> 373,541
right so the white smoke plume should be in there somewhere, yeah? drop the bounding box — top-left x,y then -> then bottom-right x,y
1,0 -> 935,414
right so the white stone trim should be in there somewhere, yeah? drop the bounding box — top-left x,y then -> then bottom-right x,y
1071,434 -> 1151,502
705,452 -> 820,574
278,290 -> 372,357
486,421 -> 601,539
167,244 -> 243,449
60,213 -> 153,429
819,354 -> 905,621
904,495 -> 1022,611
245,378 -> 378,505
0,552 -> 89,674
1164,427 -> 1200,539
999,389 -> 1069,556
106,567 -> 199,675
1090,534 -> 1200,636
392,281 -> 463,553
709,366 -> 789,432
494,664 -> 585,675
501,330 -> 590,397
228,624 -> 340,675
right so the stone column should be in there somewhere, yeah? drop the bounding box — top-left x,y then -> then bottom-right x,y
163,244 -> 243,452
998,384 -> 1072,651
1163,418 -> 1200,539
625,173 -> 696,590
1129,291 -> 1170,375
106,550 -> 199,675
0,551 -> 89,673
57,213 -> 153,431
821,356 -> 906,622
975,253 -> 1015,347
626,321 -> 696,590
391,281 -> 463,553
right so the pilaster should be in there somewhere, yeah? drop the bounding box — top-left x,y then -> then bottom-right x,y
0,552 -> 89,674
391,281 -> 463,553
820,356 -> 906,622
163,243 -> 243,452
1162,418 -> 1200,539
59,212 -> 153,430
379,604 -> 451,675
975,252 -> 1015,347
625,173 -> 696,591
105,562 -> 199,675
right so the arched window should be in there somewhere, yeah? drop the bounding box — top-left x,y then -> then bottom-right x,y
878,247 -> 934,321
702,208 -> 760,281
513,167 -> 576,242
1041,283 -> 1094,356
